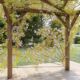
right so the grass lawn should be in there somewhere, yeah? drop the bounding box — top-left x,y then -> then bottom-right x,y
13,47 -> 60,66
0,44 -> 80,68
70,44 -> 80,63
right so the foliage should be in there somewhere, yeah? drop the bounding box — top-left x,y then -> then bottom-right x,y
0,47 -> 62,67
0,0 -> 79,46
69,17 -> 80,44
74,36 -> 80,44
21,14 -> 44,47
37,19 -> 64,48
1,44 -> 80,68
0,19 -> 7,44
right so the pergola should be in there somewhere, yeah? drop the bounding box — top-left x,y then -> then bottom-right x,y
0,0 -> 80,79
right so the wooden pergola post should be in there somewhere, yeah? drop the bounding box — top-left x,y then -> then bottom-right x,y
4,9 -> 13,80
55,12 -> 80,71
0,0 -> 13,79
7,24 -> 13,79
64,27 -> 70,70
55,14 -> 70,71
64,15 -> 70,71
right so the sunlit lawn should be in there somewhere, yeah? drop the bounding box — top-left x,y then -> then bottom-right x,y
70,44 -> 80,63
0,47 -> 57,67
13,47 -> 61,66
0,44 -> 80,68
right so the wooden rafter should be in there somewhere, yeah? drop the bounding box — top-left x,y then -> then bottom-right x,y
40,0 -> 67,14
0,0 -> 4,3
55,13 -> 68,27
14,7 -> 68,27
62,0 -> 69,8
15,7 -> 67,16
70,11 -> 80,29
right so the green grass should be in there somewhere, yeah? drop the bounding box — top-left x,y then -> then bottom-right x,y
70,44 -> 80,63
0,44 -> 80,68
0,47 -> 57,67
13,48 -> 58,66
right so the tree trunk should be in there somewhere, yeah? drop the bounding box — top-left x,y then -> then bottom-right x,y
64,27 -> 70,71
7,25 -> 13,79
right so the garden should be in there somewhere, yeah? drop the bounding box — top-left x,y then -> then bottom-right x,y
0,0 -> 80,80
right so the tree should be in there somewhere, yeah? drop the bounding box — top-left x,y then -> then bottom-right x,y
21,14 -> 43,47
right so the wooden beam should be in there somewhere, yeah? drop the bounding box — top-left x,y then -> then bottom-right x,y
64,15 -> 70,71
55,13 -> 70,71
15,8 -> 53,15
40,0 -> 67,14
70,12 -> 80,30
1,1 -> 13,79
0,0 -> 3,3
7,21 -> 13,79
55,13 -> 67,28
64,27 -> 70,71
15,7 -> 67,17
62,0 -> 69,8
